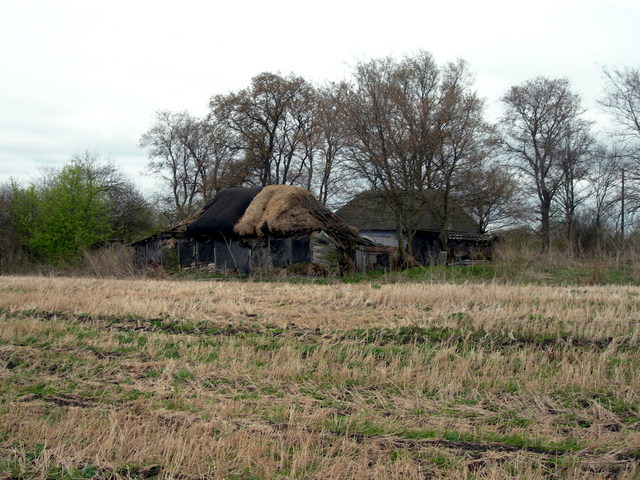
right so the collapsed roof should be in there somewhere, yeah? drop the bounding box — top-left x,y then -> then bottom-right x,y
181,185 -> 370,246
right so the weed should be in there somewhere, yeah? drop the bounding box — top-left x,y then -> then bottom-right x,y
173,368 -> 195,383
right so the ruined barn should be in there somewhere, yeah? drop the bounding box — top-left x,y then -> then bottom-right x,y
133,186 -> 379,274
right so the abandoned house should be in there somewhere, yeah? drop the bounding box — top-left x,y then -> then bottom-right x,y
132,185 -> 382,274
336,190 -> 496,265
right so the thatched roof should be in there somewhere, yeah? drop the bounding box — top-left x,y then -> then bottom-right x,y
234,185 -> 367,245
235,186 -> 324,236
336,190 -> 480,234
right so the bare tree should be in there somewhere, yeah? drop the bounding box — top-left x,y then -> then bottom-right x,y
140,111 -> 201,220
177,114 -> 242,202
555,120 -> 595,252
500,77 -> 586,251
344,52 -> 491,261
140,110 -> 241,222
210,72 -> 315,188
308,82 -> 354,207
581,146 -> 623,250
431,59 -> 492,247
601,66 -> 640,241
460,163 -> 526,234
344,53 -> 438,262
601,67 -> 640,147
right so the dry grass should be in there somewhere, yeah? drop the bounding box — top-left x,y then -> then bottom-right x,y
81,245 -> 138,278
1,276 -> 639,479
233,185 -> 325,237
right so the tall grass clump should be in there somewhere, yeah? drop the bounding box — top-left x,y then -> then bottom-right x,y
492,233 -> 640,286
81,244 -> 138,278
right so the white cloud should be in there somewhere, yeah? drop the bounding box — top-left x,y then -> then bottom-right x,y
1,0 -> 638,188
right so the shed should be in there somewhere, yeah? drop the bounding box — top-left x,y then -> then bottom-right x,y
336,190 -> 496,265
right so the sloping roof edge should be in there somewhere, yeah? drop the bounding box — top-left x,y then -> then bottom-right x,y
336,190 -> 481,234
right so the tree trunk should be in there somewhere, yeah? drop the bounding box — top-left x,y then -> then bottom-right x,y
565,207 -> 576,257
540,199 -> 552,252
395,223 -> 406,266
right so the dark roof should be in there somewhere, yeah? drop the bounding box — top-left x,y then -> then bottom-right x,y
185,187 -> 263,239
336,190 -> 480,234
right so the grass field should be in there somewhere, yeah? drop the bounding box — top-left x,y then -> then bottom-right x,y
1,275 -> 639,479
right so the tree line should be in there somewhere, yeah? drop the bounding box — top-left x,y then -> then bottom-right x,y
2,51 -> 639,269
140,52 -> 640,260
0,153 -> 156,270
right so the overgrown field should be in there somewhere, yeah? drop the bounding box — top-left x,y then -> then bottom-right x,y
1,276 -> 639,479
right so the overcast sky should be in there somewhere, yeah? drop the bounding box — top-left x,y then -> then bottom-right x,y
1,0 -> 638,193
